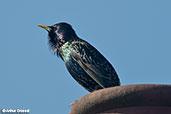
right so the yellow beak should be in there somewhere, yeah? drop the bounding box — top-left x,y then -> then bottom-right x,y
37,24 -> 51,31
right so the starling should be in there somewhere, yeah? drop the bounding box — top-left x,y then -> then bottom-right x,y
38,22 -> 120,92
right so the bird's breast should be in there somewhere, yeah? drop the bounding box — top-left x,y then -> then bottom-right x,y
60,42 -> 72,62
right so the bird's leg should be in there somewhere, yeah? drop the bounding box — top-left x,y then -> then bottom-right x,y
91,90 -> 98,93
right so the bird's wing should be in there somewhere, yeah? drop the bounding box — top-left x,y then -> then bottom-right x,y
71,40 -> 120,88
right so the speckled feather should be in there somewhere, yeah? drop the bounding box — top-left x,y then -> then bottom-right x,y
39,22 -> 120,92
59,39 -> 120,92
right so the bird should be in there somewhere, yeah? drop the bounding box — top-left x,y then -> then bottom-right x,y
38,22 -> 120,92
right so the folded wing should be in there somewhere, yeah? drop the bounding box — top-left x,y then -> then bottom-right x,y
71,40 -> 120,88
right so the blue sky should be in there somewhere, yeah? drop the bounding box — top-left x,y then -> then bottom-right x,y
0,0 -> 171,114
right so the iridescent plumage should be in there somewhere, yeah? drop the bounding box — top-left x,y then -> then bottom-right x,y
38,22 -> 120,92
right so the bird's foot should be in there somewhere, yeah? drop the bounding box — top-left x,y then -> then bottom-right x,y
91,90 -> 97,93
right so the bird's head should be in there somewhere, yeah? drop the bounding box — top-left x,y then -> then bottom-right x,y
38,22 -> 78,54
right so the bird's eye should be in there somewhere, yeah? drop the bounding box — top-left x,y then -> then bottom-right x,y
48,26 -> 55,31
53,27 -> 57,31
